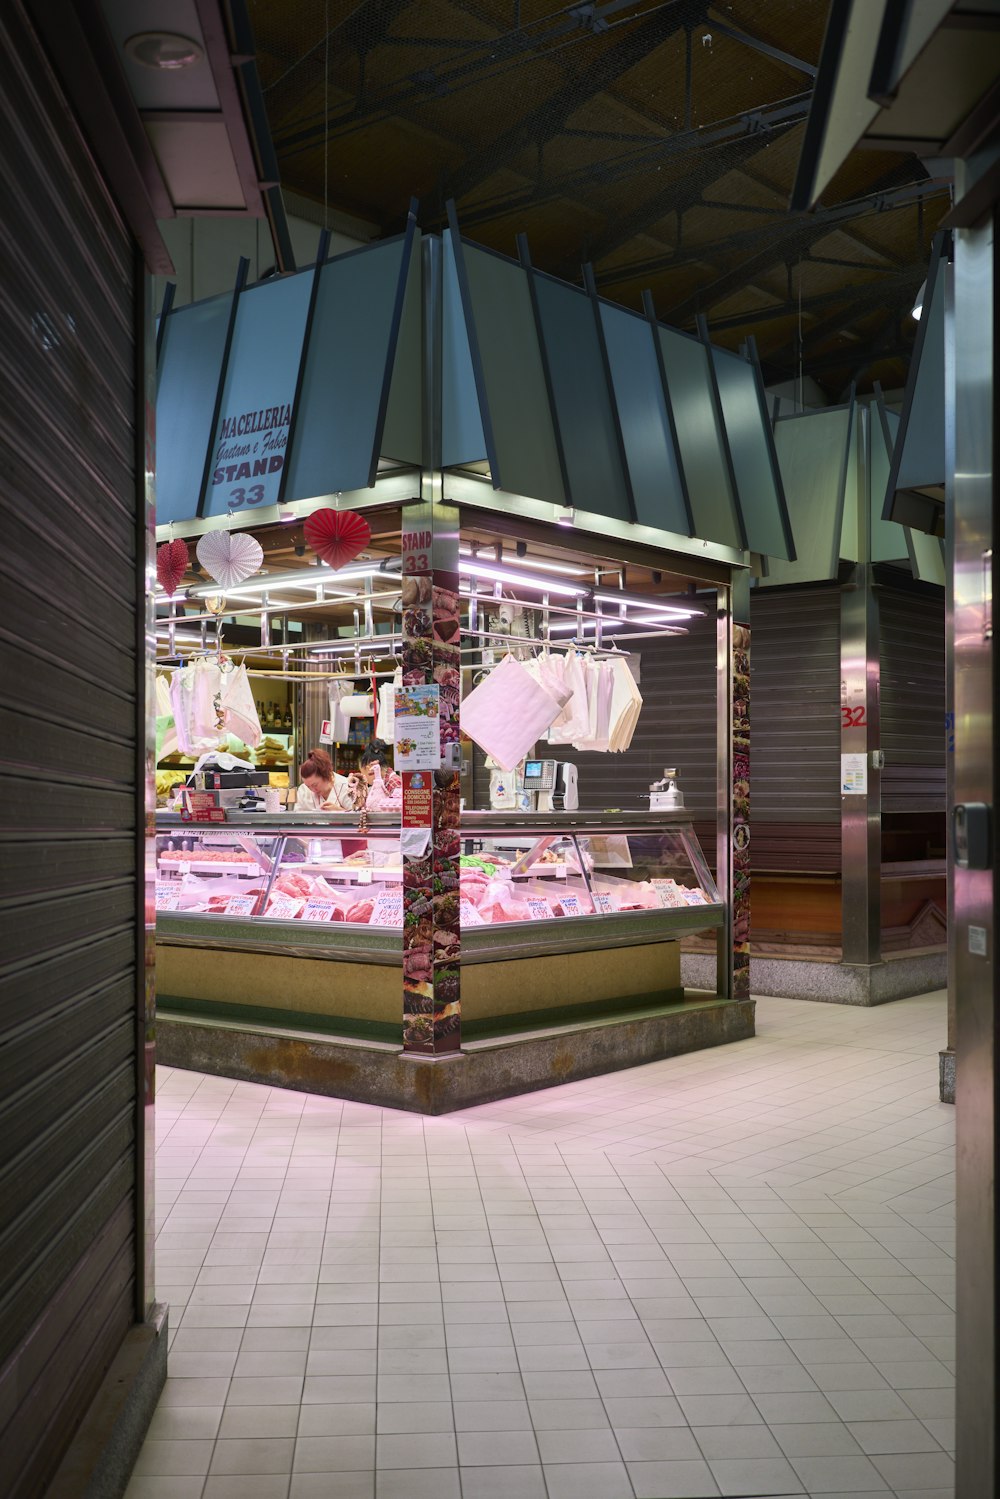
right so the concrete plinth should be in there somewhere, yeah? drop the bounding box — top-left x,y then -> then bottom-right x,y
158,997 -> 755,1114
939,1048 -> 956,1104
682,951 -> 947,1006
47,1304 -> 168,1499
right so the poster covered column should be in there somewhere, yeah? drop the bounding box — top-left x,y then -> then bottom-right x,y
400,500 -> 462,1054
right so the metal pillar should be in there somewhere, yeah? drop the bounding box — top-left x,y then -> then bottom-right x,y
942,257 -> 957,1102
840,560 -> 882,967
717,571 -> 748,1002
953,196 -> 997,1499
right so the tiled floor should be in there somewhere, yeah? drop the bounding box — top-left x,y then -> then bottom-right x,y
132,990 -> 955,1499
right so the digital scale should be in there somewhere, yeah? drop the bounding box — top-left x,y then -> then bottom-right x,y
523,758 -> 579,813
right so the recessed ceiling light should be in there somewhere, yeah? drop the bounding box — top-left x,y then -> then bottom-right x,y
125,32 -> 203,70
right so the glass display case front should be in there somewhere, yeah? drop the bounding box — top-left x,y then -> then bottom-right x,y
459,822 -> 721,925
155,814 -> 720,949
155,825 -> 402,927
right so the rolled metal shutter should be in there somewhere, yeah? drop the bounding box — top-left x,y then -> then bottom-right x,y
0,5 -> 141,1493
750,586 -> 842,871
878,584 -> 946,813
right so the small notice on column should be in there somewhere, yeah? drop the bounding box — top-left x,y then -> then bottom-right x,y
841,752 -> 868,795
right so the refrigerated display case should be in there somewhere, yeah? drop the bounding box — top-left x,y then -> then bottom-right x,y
155,811 -> 722,1039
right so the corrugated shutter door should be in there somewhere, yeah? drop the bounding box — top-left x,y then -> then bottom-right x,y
0,5 -> 140,1494
878,585 -> 946,813
750,586 -> 842,871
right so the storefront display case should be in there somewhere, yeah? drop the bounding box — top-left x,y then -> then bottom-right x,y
155,811 -> 722,1038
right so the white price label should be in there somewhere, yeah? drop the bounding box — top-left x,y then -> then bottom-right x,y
681,888 -> 709,906
593,891 -> 616,915
558,894 -> 582,918
267,892 -> 303,920
355,867 -> 373,884
527,897 -> 555,921
155,882 -> 180,911
225,893 -> 257,917
370,893 -> 403,927
302,900 -> 336,922
459,898 -> 485,926
178,860 -> 191,876
651,879 -> 684,909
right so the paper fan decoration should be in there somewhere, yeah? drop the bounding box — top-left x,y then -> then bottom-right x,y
156,538 -> 189,594
304,508 -> 371,570
196,530 -> 263,589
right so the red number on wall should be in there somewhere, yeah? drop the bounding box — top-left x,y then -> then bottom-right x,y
841,704 -> 867,729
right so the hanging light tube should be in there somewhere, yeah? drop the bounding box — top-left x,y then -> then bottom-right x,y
591,589 -> 703,618
457,559 -> 586,597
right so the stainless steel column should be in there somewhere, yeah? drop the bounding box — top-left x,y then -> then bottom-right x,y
840,559 -> 882,967
953,199 -> 997,1499
717,571 -> 749,1003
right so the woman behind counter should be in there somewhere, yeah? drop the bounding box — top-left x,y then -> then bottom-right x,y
294,747 -> 355,811
294,741 -> 400,811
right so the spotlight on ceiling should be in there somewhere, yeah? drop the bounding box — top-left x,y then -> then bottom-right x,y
911,279 -> 927,321
125,32 -> 203,70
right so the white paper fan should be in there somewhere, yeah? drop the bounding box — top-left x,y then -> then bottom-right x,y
196,530 -> 263,589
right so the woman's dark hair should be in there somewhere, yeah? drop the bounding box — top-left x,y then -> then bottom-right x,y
360,739 -> 392,769
299,747 -> 334,781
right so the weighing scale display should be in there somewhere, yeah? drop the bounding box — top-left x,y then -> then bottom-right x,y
522,760 -> 556,791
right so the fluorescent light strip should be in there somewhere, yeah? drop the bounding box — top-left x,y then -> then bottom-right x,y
185,558 -> 401,600
458,544 -> 588,578
458,560 -> 586,597
591,589 -> 703,619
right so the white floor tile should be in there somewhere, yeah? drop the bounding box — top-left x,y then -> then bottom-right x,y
140,991 -> 955,1499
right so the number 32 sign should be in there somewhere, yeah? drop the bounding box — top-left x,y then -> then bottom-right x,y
841,704 -> 867,729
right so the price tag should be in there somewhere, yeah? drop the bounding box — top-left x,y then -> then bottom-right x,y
558,893 -> 582,918
302,899 -> 336,922
370,892 -> 403,927
225,893 -> 257,917
593,891 -> 616,915
178,860 -> 191,876
651,879 -> 684,909
155,882 -> 180,911
681,888 -> 709,906
355,868 -> 373,884
459,898 -> 485,926
267,892 -> 303,920
527,897 -> 554,920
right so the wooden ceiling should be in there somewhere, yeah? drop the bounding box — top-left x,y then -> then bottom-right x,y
247,0 -> 950,396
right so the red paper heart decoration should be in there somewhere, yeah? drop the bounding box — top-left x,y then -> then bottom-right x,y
303,508 -> 372,570
157,538 -> 189,594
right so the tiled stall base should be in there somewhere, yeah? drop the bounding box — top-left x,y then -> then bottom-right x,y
132,991 -> 955,1499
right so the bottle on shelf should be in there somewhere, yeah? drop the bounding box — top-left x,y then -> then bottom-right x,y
283,704 -> 293,730
267,702 -> 276,728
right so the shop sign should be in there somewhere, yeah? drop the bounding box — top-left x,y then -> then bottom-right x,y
840,752 -> 867,795
401,526 -> 432,574
402,771 -> 432,828
394,684 -> 441,771
319,719 -> 334,744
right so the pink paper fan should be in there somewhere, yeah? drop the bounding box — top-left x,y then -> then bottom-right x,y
303,508 -> 371,570
196,530 -> 264,589
157,538 -> 189,594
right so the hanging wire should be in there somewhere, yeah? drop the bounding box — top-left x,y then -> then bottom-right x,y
324,0 -> 330,230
